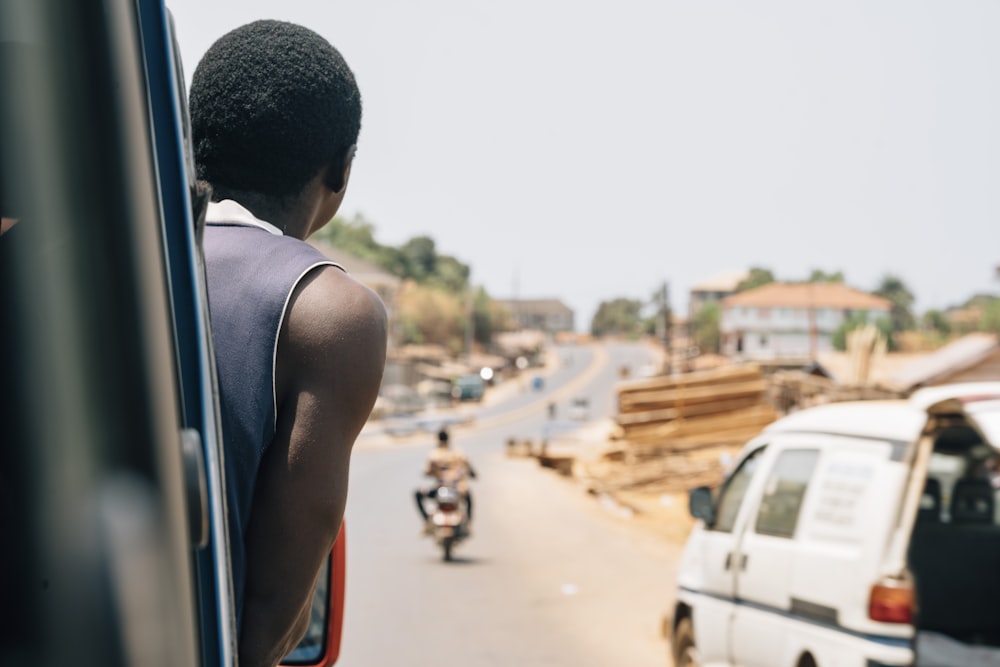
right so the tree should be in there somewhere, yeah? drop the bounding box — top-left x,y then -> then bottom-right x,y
873,274 -> 916,333
471,286 -> 506,345
736,267 -> 775,292
395,280 -> 466,353
690,303 -> 721,354
314,213 -> 380,255
982,299 -> 1000,336
315,218 -> 471,294
806,269 -> 844,283
430,255 -> 471,293
590,298 -> 644,338
399,236 -> 438,282
922,309 -> 951,337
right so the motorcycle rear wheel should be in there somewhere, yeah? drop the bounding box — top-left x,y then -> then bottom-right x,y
441,537 -> 454,561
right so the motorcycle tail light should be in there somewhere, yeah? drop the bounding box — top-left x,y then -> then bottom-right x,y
438,502 -> 457,512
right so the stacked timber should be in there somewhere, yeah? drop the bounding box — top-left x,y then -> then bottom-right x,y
576,364 -> 776,495
614,364 -> 777,450
582,441 -> 742,494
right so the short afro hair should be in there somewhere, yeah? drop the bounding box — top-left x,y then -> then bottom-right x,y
190,20 -> 362,199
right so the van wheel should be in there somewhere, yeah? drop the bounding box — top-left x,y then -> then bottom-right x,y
672,618 -> 699,667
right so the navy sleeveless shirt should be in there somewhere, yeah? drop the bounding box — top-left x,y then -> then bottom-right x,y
202,201 -> 342,626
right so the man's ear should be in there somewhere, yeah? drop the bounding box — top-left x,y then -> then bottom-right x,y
324,145 -> 356,194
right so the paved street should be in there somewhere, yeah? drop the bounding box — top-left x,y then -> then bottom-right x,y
337,342 -> 684,666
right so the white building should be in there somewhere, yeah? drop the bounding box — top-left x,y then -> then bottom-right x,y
720,282 -> 891,361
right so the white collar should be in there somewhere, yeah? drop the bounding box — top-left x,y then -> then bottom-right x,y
205,199 -> 283,236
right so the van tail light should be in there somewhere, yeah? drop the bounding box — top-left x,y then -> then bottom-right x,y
868,578 -> 914,624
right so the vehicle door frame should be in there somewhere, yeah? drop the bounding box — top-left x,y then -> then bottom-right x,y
136,3 -> 239,665
729,440 -> 825,667
688,438 -> 773,665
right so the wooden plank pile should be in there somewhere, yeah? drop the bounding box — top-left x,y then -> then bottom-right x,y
581,443 -> 740,495
768,369 -> 901,412
574,364 -> 776,496
613,364 -> 777,450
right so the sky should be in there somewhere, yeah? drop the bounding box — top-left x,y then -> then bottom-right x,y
166,0 -> 1000,330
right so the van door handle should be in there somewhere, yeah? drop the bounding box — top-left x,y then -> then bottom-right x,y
724,553 -> 733,570
739,553 -> 748,570
180,428 -> 209,549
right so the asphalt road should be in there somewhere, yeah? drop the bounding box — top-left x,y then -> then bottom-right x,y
337,341 -> 684,667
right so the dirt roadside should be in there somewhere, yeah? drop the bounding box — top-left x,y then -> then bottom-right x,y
518,418 -> 704,550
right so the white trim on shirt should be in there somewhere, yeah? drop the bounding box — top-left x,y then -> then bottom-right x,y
205,199 -> 283,236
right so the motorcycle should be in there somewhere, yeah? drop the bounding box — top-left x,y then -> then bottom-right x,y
422,483 -> 470,561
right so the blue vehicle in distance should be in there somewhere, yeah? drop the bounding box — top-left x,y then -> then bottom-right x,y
452,373 -> 486,402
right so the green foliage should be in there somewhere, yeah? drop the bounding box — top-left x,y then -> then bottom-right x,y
313,213 -> 391,266
922,309 -> 951,336
313,215 -> 470,293
312,214 -> 498,349
590,298 -> 644,338
833,313 -> 895,351
396,281 -> 466,352
832,312 -> 868,351
400,236 -> 437,280
982,299 -> 1000,335
962,294 -> 999,310
874,274 -> 916,332
690,303 -> 721,354
736,267 -> 775,292
471,287 -> 500,345
806,269 -> 844,283
431,255 -> 471,293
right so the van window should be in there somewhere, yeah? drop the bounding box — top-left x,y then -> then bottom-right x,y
714,446 -> 765,532
754,449 -> 819,538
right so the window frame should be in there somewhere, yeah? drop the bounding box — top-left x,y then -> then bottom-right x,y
753,448 -> 821,539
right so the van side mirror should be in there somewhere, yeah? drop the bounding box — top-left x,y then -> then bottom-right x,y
689,486 -> 716,525
282,523 -> 347,666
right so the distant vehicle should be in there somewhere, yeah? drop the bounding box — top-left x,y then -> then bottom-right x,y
421,483 -> 471,561
667,383 -> 1000,667
452,374 -> 486,402
569,397 -> 590,421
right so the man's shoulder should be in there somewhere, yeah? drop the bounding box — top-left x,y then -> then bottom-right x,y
288,266 -> 386,335
280,264 -> 387,379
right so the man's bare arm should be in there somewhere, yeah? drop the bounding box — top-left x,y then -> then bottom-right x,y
238,267 -> 387,667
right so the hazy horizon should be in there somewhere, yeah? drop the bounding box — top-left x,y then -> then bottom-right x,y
167,0 -> 1000,330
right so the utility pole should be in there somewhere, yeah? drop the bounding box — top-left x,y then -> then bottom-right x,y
662,281 -> 671,351
512,266 -> 520,332
656,281 -> 672,374
808,282 -> 817,360
465,277 -> 474,363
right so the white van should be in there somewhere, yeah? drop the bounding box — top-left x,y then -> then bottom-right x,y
668,382 -> 1000,667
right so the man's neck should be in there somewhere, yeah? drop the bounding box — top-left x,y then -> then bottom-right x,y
212,190 -> 313,240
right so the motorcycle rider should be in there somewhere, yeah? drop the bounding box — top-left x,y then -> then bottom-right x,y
415,428 -> 477,532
